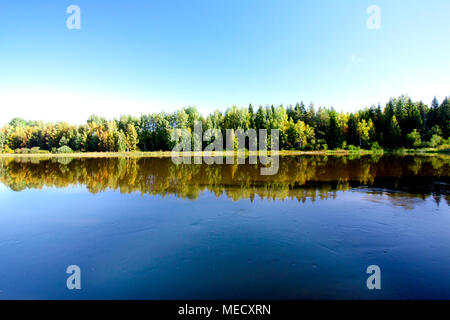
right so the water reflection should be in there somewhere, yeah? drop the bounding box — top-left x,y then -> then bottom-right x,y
0,155 -> 449,207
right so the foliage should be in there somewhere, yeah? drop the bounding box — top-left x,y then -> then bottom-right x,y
429,134 -> 443,148
370,142 -> 382,151
1,95 -> 449,153
406,129 -> 422,149
56,146 -> 74,154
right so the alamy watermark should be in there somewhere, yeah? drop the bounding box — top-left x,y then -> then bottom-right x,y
170,121 -> 280,175
366,265 -> 381,290
366,5 -> 381,30
66,5 -> 81,30
65,5 -> 381,31
66,265 -> 81,290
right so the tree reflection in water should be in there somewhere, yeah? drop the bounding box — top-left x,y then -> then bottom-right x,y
0,155 -> 448,208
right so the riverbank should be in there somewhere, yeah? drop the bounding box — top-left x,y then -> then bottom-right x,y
0,148 -> 449,158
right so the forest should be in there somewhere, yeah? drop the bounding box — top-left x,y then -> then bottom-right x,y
1,95 -> 449,154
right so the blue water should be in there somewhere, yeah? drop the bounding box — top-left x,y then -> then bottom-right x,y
0,182 -> 449,299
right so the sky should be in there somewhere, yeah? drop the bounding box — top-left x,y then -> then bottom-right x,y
0,0 -> 449,125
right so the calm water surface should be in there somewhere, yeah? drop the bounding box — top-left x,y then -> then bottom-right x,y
0,155 -> 449,299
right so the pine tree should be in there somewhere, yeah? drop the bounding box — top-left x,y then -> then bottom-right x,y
248,104 -> 255,128
389,115 -> 402,147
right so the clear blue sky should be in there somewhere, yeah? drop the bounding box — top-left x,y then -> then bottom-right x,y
0,0 -> 449,124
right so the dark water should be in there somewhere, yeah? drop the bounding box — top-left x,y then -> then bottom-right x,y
0,155 -> 449,299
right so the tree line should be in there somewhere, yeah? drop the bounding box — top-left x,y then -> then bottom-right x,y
1,95 -> 449,153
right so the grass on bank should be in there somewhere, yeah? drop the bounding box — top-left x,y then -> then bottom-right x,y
0,146 -> 449,158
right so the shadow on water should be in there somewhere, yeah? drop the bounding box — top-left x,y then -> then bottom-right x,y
0,154 -> 448,208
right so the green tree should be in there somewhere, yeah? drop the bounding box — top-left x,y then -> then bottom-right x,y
406,129 -> 422,149
388,115 -> 401,147
59,136 -> 69,147
9,118 -> 27,128
154,113 -> 171,150
117,130 -> 127,152
224,106 -> 249,130
437,98 -> 450,138
126,124 -> 139,151
356,119 -> 375,148
429,134 -> 443,148
255,106 -> 267,130
248,104 -> 255,128
281,119 -> 299,150
327,110 -> 340,149
0,129 -> 6,150
298,121 -> 315,150
8,127 -> 28,149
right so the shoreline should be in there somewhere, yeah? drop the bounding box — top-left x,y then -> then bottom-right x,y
0,149 -> 448,158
